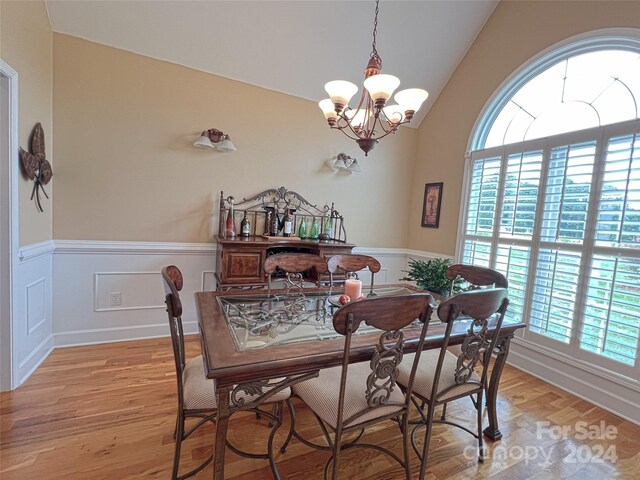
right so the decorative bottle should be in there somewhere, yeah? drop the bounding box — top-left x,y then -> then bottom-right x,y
225,197 -> 236,239
269,208 -> 279,236
298,216 -> 307,239
325,217 -> 333,239
283,209 -> 293,237
240,210 -> 250,237
310,217 -> 319,240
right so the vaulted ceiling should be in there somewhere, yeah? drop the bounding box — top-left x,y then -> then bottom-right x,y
45,0 -> 498,127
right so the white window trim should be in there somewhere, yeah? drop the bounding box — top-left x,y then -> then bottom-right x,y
467,27 -> 640,153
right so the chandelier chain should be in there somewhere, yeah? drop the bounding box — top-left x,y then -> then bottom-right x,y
370,0 -> 381,65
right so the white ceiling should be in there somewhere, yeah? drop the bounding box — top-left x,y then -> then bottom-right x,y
45,0 -> 498,127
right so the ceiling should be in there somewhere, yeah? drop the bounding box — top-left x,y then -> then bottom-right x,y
45,0 -> 498,127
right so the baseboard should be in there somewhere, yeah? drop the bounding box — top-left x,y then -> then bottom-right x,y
54,321 -> 199,348
17,334 -> 54,386
508,340 -> 640,425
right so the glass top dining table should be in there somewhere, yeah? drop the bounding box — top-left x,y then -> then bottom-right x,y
194,284 -> 526,480
218,286 -> 440,352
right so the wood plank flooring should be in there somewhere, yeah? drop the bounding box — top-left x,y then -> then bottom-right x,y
1,336 -> 638,479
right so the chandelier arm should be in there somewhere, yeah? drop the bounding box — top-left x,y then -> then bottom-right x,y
335,125 -> 361,141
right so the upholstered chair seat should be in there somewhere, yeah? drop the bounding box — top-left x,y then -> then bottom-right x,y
183,355 -> 291,410
397,350 -> 480,403
293,362 -> 405,429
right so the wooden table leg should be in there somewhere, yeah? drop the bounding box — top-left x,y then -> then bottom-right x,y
483,333 -> 513,441
213,384 -> 232,480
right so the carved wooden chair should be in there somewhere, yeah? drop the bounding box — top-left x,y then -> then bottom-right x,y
326,254 -> 381,296
446,263 -> 508,296
292,294 -> 434,480
162,265 -> 297,480
444,264 -> 508,416
397,288 -> 509,479
263,253 -> 328,292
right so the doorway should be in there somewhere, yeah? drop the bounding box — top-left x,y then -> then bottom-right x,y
1,60 -> 18,391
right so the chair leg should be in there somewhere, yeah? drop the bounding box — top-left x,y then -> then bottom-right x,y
418,402 -> 436,480
281,399 -> 296,454
267,403 -> 284,480
329,427 -> 344,480
172,412 -> 185,480
401,413 -> 411,480
440,402 -> 447,421
477,391 -> 485,463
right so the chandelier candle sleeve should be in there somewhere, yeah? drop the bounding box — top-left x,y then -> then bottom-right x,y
344,279 -> 363,300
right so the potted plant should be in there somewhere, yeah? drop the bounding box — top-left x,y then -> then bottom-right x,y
400,258 -> 463,297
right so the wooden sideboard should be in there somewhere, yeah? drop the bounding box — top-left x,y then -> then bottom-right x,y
214,235 -> 355,289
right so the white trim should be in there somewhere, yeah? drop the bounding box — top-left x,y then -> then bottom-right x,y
53,239 -> 216,255
403,249 -> 453,260
469,27 -> 640,152
19,240 -> 55,262
509,340 -> 640,425
0,59 -> 19,391
16,334 -> 54,386
93,271 -> 165,312
512,337 -> 639,393
54,321 -> 198,348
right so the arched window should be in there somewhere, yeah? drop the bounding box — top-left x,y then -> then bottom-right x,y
460,30 -> 640,380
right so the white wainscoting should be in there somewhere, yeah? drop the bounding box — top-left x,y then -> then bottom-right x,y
15,240 -> 54,386
17,239 -> 639,425
52,241 -> 217,347
50,241 -> 414,347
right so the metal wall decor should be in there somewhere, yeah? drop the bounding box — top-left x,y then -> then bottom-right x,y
19,123 -> 52,212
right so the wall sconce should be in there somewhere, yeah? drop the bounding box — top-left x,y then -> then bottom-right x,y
193,128 -> 237,152
333,153 -> 361,173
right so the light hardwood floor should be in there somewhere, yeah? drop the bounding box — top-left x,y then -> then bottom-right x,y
1,336 -> 638,479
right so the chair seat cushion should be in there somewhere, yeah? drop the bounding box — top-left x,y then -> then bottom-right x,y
182,355 -> 290,410
397,350 -> 481,403
292,362 -> 405,430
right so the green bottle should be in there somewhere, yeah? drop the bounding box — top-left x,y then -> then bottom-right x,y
310,217 -> 319,240
298,216 -> 307,239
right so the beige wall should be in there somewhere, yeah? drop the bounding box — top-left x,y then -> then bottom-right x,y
1,0 -> 53,246
52,34 -> 417,247
409,0 -> 640,255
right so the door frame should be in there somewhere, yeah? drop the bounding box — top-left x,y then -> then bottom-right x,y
1,59 -> 19,391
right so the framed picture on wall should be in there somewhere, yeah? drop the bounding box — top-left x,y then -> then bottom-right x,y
421,182 -> 443,228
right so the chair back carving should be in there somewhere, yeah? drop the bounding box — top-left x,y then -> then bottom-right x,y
327,254 -> 381,295
432,288 -> 509,402
446,264 -> 508,297
263,253 -> 328,292
162,265 -> 187,408
332,294 -> 433,427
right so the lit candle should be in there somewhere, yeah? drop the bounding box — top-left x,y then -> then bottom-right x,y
344,279 -> 362,300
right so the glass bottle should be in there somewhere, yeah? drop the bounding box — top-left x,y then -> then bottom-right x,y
310,217 -> 319,240
283,209 -> 293,237
225,197 -> 236,239
240,210 -> 250,237
325,217 -> 333,239
270,208 -> 279,236
298,215 -> 307,239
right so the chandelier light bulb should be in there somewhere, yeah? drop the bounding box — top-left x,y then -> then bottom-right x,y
324,80 -> 358,110
345,109 -> 370,130
363,74 -> 400,106
382,105 -> 405,125
394,88 -> 429,113
319,99 -> 339,121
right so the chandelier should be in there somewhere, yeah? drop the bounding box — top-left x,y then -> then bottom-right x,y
319,0 -> 429,156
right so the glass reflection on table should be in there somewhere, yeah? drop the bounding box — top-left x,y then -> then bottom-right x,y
218,287 -> 437,351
